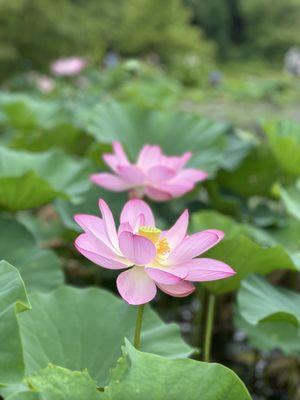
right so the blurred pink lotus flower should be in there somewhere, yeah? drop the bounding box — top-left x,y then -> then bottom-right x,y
36,75 -> 54,93
74,199 -> 235,305
91,142 -> 208,201
51,57 -> 87,76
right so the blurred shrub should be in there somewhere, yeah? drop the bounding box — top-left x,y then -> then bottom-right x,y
185,0 -> 300,61
240,0 -> 300,59
0,0 -> 106,77
170,49 -> 215,86
0,0 -> 212,79
110,0 -> 205,62
184,0 -> 244,59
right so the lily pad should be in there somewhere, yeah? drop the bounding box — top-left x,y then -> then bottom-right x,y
0,218 -> 64,292
6,365 -> 101,400
235,312 -> 300,355
203,235 -> 295,294
102,340 -> 251,400
218,145 -> 280,197
191,210 -> 247,238
237,275 -> 300,326
261,219 -> 300,270
0,261 -> 31,385
78,100 -> 251,176
263,120 -> 300,176
0,146 -> 92,211
191,211 -> 296,293
0,92 -> 86,155
18,286 -> 192,387
277,180 -> 300,222
55,186 -> 126,232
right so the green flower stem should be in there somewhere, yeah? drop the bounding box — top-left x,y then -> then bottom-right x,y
134,304 -> 145,350
203,293 -> 216,363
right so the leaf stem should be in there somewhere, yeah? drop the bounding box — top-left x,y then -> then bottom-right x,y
203,293 -> 216,363
134,304 -> 145,350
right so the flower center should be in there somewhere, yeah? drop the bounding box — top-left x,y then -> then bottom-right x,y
156,237 -> 170,256
138,226 -> 161,243
138,226 -> 170,258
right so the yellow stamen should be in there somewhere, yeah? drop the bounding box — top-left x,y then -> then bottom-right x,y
138,226 -> 170,258
157,237 -> 170,256
138,226 -> 161,243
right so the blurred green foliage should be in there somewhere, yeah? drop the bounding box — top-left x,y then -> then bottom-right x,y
186,0 -> 300,60
240,0 -> 300,59
1,0 -> 300,81
0,0 -> 211,79
0,0 -> 105,75
185,0 -> 243,59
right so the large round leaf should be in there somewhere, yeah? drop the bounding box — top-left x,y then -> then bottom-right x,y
0,93 -> 58,131
191,210 -> 247,238
235,312 -> 300,355
263,120 -> 300,176
265,220 -> 300,270
102,340 -> 251,400
6,365 -> 102,400
0,218 -> 64,292
192,209 -> 300,271
191,211 -> 296,293
0,92 -> 86,155
237,275 -> 300,326
55,186 -> 126,232
0,261 -> 31,385
278,180 -> 300,222
18,286 -> 192,387
203,235 -> 296,294
218,145 -> 280,197
78,100 -> 250,176
191,208 -> 291,246
0,146 -> 92,211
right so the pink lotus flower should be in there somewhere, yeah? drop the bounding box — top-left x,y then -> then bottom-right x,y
51,57 -> 87,76
74,199 -> 235,305
91,142 -> 208,201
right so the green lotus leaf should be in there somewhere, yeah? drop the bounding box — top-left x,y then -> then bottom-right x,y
203,235 -> 295,294
191,211 -> 296,293
0,92 -> 86,155
18,286 -> 192,387
102,340 -> 251,400
237,275 -> 300,326
192,209 -> 300,271
263,120 -> 300,176
0,218 -> 64,292
0,146 -> 92,211
191,209 -> 247,238
78,100 -> 251,176
0,261 -> 31,385
235,312 -> 300,356
6,365 -> 102,400
218,145 -> 279,197
261,218 -> 300,270
278,180 -> 300,222
55,186 -> 126,232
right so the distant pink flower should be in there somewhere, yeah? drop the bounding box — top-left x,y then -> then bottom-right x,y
91,142 -> 208,201
36,75 -> 54,93
74,199 -> 235,305
51,57 -> 87,76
